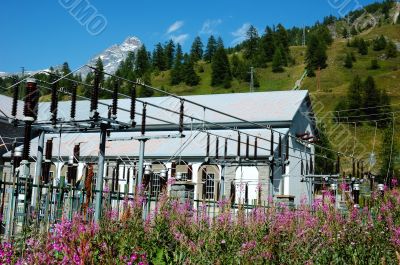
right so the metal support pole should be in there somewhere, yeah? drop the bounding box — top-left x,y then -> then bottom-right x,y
32,130 -> 45,208
309,178 -> 313,208
94,124 -> 107,222
220,164 -> 225,200
137,139 -> 146,189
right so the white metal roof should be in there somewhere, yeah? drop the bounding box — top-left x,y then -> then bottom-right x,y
36,90 -> 309,126
7,128 -> 289,159
0,94 -> 24,120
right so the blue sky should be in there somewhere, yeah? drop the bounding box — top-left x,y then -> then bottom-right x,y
0,0 -> 379,72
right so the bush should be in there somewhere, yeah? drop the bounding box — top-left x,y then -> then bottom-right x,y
369,59 -> 380,70
4,188 -> 400,264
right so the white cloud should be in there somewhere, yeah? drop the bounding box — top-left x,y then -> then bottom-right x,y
166,21 -> 184,34
231,23 -> 251,45
199,19 -> 222,35
170,34 -> 189,45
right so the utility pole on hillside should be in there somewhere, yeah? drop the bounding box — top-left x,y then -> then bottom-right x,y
249,67 -> 254,93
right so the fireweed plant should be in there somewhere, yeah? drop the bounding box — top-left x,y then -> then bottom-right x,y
1,186 -> 400,264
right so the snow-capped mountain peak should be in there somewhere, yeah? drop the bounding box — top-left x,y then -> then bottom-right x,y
80,36 -> 142,76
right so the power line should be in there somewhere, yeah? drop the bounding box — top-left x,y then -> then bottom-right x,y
318,102 -> 400,114
35,76 -> 337,165
315,111 -> 400,119
86,65 -> 356,160
12,65 -> 357,164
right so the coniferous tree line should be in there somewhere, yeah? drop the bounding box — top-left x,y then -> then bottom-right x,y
334,75 -> 392,127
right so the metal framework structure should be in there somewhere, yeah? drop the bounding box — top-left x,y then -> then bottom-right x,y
0,64 -> 377,239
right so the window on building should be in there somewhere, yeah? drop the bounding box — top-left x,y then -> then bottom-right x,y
205,173 -> 215,200
150,173 -> 161,197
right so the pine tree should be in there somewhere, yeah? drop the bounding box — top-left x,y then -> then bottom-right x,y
346,75 -> 363,120
357,38 -> 368,55
164,40 -> 175,69
95,57 -> 104,82
314,122 -> 335,174
204,35 -> 217,62
83,72 -> 93,98
211,39 -> 231,87
152,43 -> 166,71
369,59 -> 380,70
190,36 -> 204,63
363,76 -> 380,116
59,62 -> 72,89
170,43 -> 184,85
275,24 -> 290,53
135,45 -> 150,77
182,54 -> 200,86
272,47 -> 284,73
315,25 -> 333,45
386,40 -> 398,58
259,26 -> 276,63
94,58 -> 107,98
305,34 -> 328,76
243,25 -> 259,63
138,72 -> 153,97
231,54 -> 246,80
344,53 -> 353,68
342,27 -> 349,39
372,35 -> 387,51
350,26 -> 358,36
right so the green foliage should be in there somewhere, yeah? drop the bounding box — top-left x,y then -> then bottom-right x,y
190,36 -> 203,63
204,35 -> 217,63
357,38 -> 368,55
211,39 -> 231,88
369,59 -> 380,70
386,40 -> 398,58
380,120 -> 396,180
152,43 -> 167,71
164,40 -> 175,70
372,35 -> 387,51
135,45 -> 151,77
170,44 -> 184,85
272,46 -> 285,73
314,122 -> 335,174
344,53 -> 353,68
346,75 -> 363,117
342,27 -> 349,39
182,54 -> 200,86
305,34 -> 328,76
138,72 -> 153,97
335,76 -> 392,127
243,25 -> 260,63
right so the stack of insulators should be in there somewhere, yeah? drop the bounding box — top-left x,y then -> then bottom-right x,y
237,133 -> 241,157
179,100 -> 184,133
254,137 -> 258,159
70,83 -> 77,120
90,70 -> 101,120
50,76 -> 58,125
23,79 -> 39,120
112,80 -> 119,119
42,139 -> 53,184
245,135 -> 250,159
141,104 -> 147,135
22,79 -> 39,161
11,78 -> 19,118
130,85 -> 136,127
215,137 -> 219,159
206,134 -> 210,157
